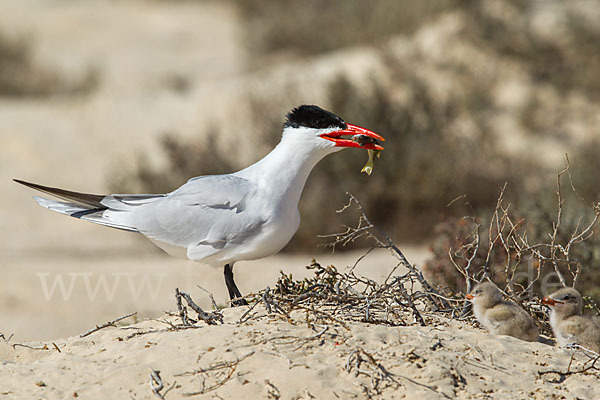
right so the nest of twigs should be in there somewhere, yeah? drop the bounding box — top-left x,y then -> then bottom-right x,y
238,256 -> 465,333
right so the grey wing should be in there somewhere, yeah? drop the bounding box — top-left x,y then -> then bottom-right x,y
120,174 -> 263,255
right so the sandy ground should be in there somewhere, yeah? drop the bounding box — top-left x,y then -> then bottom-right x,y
2,306 -> 597,399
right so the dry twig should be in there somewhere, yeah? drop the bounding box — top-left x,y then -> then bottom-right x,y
324,193 -> 449,311
149,370 -> 165,400
80,312 -> 137,338
538,346 -> 600,382
176,351 -> 255,396
0,333 -> 14,342
345,347 -> 450,398
175,288 -> 223,326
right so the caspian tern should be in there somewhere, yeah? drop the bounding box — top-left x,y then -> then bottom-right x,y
14,105 -> 384,305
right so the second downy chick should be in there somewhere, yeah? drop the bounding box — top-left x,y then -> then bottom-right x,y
542,288 -> 600,353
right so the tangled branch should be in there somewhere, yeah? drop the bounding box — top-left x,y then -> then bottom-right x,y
442,157 -> 600,331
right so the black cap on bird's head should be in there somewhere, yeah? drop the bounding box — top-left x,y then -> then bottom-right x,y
284,105 -> 347,130
283,105 -> 384,150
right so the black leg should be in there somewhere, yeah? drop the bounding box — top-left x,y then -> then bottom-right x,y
224,263 -> 248,306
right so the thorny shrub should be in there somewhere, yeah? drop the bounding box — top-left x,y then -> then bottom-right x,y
423,163 -> 600,314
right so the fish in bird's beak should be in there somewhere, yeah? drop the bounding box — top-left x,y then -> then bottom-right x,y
320,124 -> 385,150
541,297 -> 562,306
320,124 -> 385,175
360,148 -> 381,176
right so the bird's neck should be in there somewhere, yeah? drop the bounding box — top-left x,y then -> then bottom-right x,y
473,297 -> 500,313
239,136 -> 339,209
549,309 -> 560,329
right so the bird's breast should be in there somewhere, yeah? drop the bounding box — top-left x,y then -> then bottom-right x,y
253,206 -> 301,254
212,205 -> 301,264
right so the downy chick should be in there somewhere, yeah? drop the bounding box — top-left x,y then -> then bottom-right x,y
542,288 -> 600,353
466,282 -> 539,342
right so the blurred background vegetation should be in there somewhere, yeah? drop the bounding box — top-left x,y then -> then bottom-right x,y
4,0 -> 599,300
109,2 -> 600,231
0,32 -> 98,97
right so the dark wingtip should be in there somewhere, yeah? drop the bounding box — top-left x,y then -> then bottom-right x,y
13,179 -> 49,192
12,179 -> 106,208
13,178 -> 34,187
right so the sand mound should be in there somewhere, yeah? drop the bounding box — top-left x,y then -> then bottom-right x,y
1,301 -> 597,399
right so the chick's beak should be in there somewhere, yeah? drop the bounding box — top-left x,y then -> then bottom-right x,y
465,294 -> 475,300
541,297 -> 562,306
320,123 -> 385,150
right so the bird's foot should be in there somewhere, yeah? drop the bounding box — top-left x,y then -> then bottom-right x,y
231,297 -> 249,307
